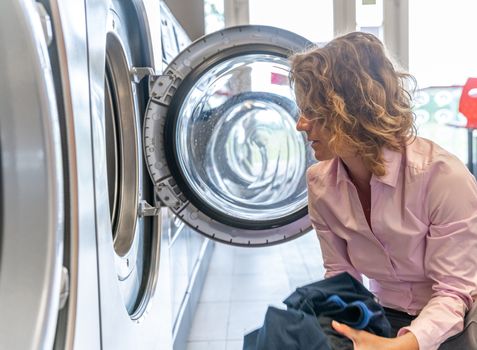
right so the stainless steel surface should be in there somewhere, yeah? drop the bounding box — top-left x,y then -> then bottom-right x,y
172,232 -> 213,350
104,29 -> 140,259
137,0 -> 164,74
144,25 -> 314,246
46,0 -> 101,348
35,2 -> 53,45
88,0 -> 170,348
139,199 -> 161,217
131,66 -> 156,84
0,0 -> 63,348
59,267 -> 70,310
1,0 -> 317,346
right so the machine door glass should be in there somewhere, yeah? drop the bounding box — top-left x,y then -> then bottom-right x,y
143,25 -> 315,246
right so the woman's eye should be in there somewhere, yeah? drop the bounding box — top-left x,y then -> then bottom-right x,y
300,107 -> 312,116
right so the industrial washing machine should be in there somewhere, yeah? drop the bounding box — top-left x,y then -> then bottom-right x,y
87,0 -> 174,348
0,0 -> 315,349
0,0 -> 169,349
0,0 -> 101,348
140,20 -> 317,349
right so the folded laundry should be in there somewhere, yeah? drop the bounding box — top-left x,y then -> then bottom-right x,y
243,273 -> 391,350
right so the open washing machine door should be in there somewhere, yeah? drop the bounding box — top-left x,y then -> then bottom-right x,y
143,25 -> 315,247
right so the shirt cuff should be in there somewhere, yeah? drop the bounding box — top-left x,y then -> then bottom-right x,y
398,324 -> 447,350
398,326 -> 430,350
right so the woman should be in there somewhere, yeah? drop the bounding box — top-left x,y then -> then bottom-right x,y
290,31 -> 477,350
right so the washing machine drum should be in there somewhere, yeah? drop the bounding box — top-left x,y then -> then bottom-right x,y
144,25 -> 316,246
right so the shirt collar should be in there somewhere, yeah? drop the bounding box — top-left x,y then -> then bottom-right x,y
336,157 -> 350,185
375,147 -> 402,188
335,147 -> 402,188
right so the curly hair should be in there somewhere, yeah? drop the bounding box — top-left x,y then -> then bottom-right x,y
290,31 -> 416,176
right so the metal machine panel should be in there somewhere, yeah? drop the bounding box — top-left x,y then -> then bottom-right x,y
159,1 -> 191,66
0,1 -> 63,348
43,0 -> 102,348
86,0 -> 171,348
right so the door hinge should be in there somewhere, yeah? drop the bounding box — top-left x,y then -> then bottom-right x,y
138,200 -> 160,217
130,67 -> 155,84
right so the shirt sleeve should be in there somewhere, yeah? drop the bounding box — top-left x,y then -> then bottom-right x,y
313,221 -> 363,283
307,173 -> 362,282
398,160 -> 477,350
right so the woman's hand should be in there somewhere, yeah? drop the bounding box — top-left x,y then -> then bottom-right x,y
332,320 -> 419,350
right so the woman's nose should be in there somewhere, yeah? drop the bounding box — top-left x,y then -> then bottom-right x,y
296,115 -> 312,132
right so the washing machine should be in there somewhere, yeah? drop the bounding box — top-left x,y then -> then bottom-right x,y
0,0 -> 101,349
1,0 -> 167,349
0,1 -> 64,348
85,0 -> 174,348
96,14 -> 316,348
0,1 -> 315,349
140,22 -> 317,348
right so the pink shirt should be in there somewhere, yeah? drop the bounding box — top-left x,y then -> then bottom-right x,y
307,137 -> 477,350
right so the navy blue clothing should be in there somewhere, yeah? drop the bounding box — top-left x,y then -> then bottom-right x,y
243,273 -> 391,350
244,307 -> 332,350
383,307 -> 416,337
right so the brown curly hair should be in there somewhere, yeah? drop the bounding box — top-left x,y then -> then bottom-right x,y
290,31 -> 416,176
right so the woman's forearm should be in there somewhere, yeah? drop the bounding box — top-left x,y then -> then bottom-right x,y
392,332 -> 419,350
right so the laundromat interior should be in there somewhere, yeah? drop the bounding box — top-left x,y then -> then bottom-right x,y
1,0 -> 477,349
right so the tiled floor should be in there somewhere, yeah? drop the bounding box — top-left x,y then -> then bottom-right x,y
186,231 -> 326,350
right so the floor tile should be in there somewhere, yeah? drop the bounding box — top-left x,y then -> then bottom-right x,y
199,273 -> 233,302
226,340 -> 243,350
207,245 -> 235,276
230,273 -> 291,302
188,302 -> 230,341
187,231 -> 324,347
186,341 -> 226,350
227,301 -> 277,340
233,251 -> 286,276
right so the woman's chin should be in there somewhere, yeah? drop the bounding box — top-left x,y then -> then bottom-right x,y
313,151 -> 334,161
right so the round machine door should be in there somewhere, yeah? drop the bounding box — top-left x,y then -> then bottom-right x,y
144,25 -> 315,246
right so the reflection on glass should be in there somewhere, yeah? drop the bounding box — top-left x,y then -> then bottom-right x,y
175,54 -> 315,222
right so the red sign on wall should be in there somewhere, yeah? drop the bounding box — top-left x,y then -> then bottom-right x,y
459,78 -> 477,129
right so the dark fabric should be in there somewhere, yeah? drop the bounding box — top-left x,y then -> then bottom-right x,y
383,307 -> 416,337
243,307 -> 331,350
243,272 -> 477,349
381,305 -> 477,349
283,273 -> 391,338
243,273 -> 391,350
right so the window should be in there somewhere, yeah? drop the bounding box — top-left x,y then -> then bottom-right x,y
409,0 -> 477,164
356,0 -> 383,39
249,0 -> 333,44
205,0 -> 225,34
